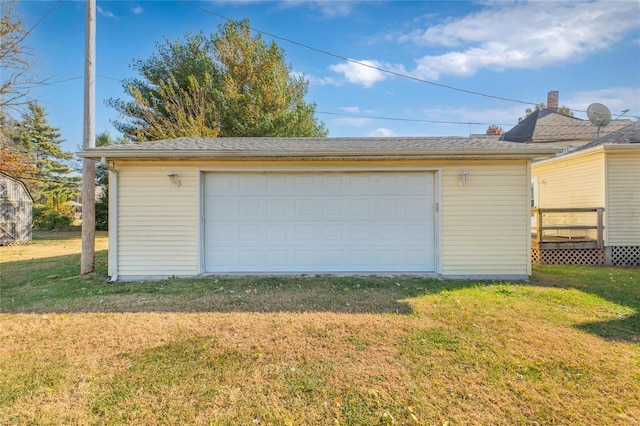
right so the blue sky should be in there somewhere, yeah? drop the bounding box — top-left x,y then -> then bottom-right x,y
14,0 -> 640,153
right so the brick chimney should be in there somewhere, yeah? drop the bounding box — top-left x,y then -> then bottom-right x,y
547,90 -> 559,112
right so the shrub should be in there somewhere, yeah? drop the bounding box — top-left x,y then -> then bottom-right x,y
95,189 -> 109,231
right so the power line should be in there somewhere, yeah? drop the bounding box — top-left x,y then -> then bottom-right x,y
179,0 -> 540,107
3,0 -> 63,56
179,0 -> 640,119
97,74 -> 123,82
317,111 -> 514,127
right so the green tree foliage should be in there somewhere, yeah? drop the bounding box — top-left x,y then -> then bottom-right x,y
11,102 -> 78,226
94,131 -> 127,231
519,103 -> 574,122
109,20 -> 327,141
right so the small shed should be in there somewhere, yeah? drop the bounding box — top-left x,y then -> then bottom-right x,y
531,121 -> 640,266
0,172 -> 33,245
79,137 -> 559,282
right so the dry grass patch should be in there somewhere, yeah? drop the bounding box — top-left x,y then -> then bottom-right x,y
1,232 -> 639,424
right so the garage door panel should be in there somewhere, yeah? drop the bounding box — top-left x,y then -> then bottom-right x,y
378,199 -> 399,216
267,225 -> 287,241
238,175 -> 262,191
407,224 -> 430,241
294,199 -> 315,215
267,175 -> 288,191
294,224 -> 314,240
204,172 -> 435,273
321,199 -> 343,216
294,176 -> 315,193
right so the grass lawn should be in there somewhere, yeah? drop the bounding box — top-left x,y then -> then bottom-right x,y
1,230 -> 639,425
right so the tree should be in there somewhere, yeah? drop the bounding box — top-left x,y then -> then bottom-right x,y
485,125 -> 504,135
0,116 -> 37,180
94,131 -> 126,231
109,20 -> 327,141
12,102 -> 79,225
0,0 -> 38,114
519,103 -> 574,122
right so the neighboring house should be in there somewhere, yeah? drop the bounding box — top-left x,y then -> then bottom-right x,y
531,121 -> 640,266
0,172 -> 33,245
79,137 -> 559,282
69,185 -> 105,219
502,91 -> 633,149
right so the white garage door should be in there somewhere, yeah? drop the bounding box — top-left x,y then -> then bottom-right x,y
203,171 -> 436,273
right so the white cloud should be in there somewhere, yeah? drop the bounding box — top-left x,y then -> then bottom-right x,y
563,87 -> 640,120
97,6 -> 117,19
131,5 -> 144,15
330,117 -> 373,127
368,128 -> 396,137
306,75 -> 339,86
421,105 -> 523,127
329,59 -> 405,88
341,106 -> 361,114
399,1 -> 639,80
419,86 -> 640,132
291,71 -> 337,86
281,0 -> 355,18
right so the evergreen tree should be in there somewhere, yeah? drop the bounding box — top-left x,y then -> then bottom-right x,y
109,20 -> 327,141
13,102 -> 78,224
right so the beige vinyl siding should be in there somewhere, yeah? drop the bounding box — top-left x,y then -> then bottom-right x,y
606,151 -> 640,245
439,161 -> 530,277
532,152 -> 604,238
116,163 -> 199,278
113,159 -> 531,279
533,152 -> 605,208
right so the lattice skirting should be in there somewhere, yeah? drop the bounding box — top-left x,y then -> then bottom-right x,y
611,246 -> 640,267
532,246 -> 640,266
532,248 -> 605,265
0,240 -> 32,246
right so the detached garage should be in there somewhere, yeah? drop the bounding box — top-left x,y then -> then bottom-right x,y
79,137 -> 558,281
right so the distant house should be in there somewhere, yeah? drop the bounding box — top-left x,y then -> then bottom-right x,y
69,185 -> 105,220
502,91 -> 633,149
79,137 -> 559,282
531,121 -> 640,266
0,172 -> 33,245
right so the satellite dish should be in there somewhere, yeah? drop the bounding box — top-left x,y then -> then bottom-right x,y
587,103 -> 611,128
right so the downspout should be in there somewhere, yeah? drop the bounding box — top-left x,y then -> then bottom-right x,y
101,157 -> 118,281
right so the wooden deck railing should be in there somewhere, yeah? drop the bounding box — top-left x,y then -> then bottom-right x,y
531,207 -> 604,249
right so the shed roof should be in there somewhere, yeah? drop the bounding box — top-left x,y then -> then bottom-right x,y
0,172 -> 34,202
79,136 -> 561,161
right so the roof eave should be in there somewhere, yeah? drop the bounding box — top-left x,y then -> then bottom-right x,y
601,144 -> 640,151
78,148 -> 561,161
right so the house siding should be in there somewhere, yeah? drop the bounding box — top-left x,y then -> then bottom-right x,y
606,151 -> 640,246
532,152 -> 604,238
533,152 -> 605,208
112,159 -> 530,280
116,164 -> 199,278
439,161 -> 530,277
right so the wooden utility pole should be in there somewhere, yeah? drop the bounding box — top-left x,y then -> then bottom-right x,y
81,0 -> 96,274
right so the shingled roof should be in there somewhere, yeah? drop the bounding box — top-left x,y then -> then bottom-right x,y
576,120 -> 640,151
79,136 -> 561,160
501,109 -> 634,143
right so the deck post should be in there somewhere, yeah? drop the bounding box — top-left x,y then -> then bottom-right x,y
535,209 -> 543,243
596,208 -> 604,249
